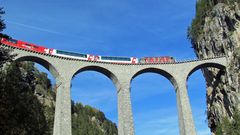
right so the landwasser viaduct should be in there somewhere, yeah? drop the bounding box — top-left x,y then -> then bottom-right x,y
4,44 -> 228,135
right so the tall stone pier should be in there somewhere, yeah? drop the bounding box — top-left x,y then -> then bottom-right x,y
6,45 -> 227,135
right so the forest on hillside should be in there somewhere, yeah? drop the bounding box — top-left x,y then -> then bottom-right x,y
0,46 -> 118,135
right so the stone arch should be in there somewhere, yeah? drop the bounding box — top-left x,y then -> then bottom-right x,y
131,68 -> 177,90
15,55 -> 59,78
130,68 -> 179,134
185,62 -> 226,135
72,65 -> 120,91
186,62 -> 226,81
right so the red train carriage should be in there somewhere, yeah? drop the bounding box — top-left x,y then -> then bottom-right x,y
1,37 -> 50,54
87,54 -> 100,61
140,56 -> 175,63
1,38 -> 18,47
131,57 -> 137,64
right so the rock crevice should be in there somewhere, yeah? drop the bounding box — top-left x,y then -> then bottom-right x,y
189,1 -> 240,133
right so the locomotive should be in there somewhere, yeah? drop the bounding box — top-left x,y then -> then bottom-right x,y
1,38 -> 51,54
0,37 -> 138,64
0,37 -> 175,64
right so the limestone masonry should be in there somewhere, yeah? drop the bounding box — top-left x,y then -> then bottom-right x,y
4,45 -> 228,135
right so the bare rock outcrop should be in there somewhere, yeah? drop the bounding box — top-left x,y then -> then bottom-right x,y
189,1 -> 240,133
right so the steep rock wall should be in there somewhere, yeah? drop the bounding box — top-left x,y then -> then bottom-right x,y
189,1 -> 240,133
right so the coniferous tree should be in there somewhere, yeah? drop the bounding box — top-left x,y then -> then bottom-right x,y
0,8 -> 50,133
0,7 -> 11,68
0,7 -> 5,32
72,102 -> 118,135
0,7 -> 13,69
0,62 -> 48,135
215,110 -> 240,135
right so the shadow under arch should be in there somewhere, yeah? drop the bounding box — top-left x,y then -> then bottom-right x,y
131,68 -> 177,90
15,56 -> 59,79
186,63 -> 226,134
186,62 -> 226,81
72,66 -> 120,91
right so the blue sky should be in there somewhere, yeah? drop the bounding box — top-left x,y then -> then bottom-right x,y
2,0 -> 211,135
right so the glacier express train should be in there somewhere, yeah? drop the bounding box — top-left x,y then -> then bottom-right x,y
51,49 -> 138,64
0,37 -> 138,64
0,37 -> 175,64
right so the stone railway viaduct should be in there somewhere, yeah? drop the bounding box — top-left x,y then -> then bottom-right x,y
4,45 -> 228,135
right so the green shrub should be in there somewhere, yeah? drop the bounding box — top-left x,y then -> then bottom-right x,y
215,110 -> 240,135
188,0 -> 213,42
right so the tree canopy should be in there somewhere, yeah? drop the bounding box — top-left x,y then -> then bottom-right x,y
216,110 -> 240,135
0,7 -> 5,32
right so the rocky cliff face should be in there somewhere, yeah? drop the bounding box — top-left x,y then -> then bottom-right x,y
189,1 -> 240,133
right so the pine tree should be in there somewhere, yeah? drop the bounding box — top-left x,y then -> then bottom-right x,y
215,110 -> 240,135
0,62 -> 47,135
0,7 -> 13,68
0,7 -> 5,32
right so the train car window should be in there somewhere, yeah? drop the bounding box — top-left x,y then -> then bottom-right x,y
56,50 -> 87,58
57,50 -> 66,54
8,39 -> 17,44
102,56 -> 131,61
57,50 -> 70,55
102,56 -> 109,60
32,45 -> 39,48
71,52 -> 87,58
